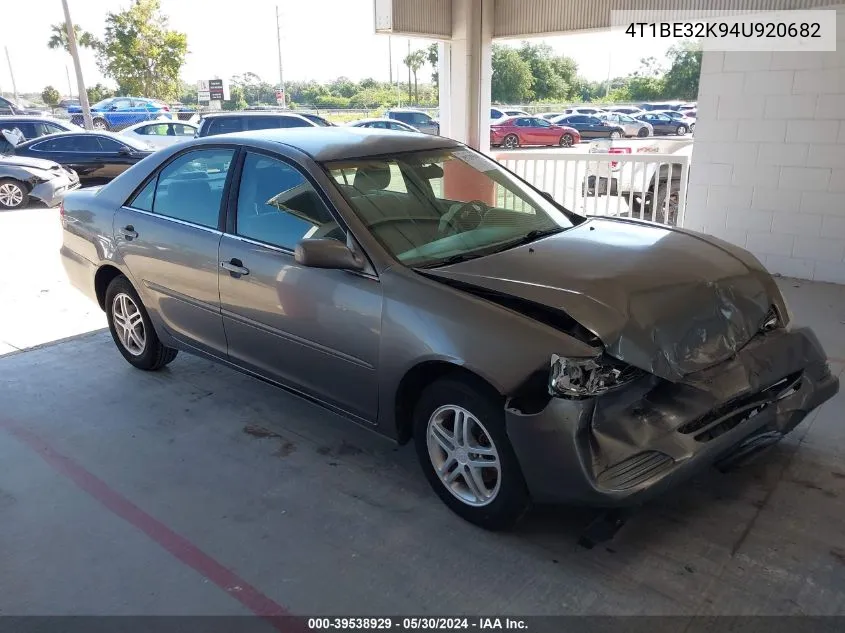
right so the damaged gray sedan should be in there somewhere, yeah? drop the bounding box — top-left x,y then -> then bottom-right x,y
59,128 -> 838,530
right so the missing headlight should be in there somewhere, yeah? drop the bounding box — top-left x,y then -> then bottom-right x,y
549,354 -> 645,399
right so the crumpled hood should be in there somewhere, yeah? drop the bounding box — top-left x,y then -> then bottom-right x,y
0,155 -> 62,171
425,218 -> 782,381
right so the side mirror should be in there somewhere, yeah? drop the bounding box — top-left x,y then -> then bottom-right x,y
295,239 -> 365,271
118,146 -> 133,155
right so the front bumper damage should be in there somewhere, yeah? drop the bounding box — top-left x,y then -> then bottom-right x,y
505,326 -> 838,506
31,170 -> 80,207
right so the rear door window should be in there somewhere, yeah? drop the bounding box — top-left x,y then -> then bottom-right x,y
206,117 -> 244,136
147,148 -> 235,227
246,116 -> 280,131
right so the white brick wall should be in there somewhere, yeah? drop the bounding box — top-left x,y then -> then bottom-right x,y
688,7 -> 845,283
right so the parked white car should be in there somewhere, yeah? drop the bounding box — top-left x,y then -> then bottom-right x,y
119,120 -> 198,148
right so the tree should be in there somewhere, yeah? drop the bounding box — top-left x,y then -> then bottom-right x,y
427,43 -> 439,90
663,41 -> 702,100
96,0 -> 188,100
491,45 -> 533,103
329,77 -> 358,98
223,85 -> 247,111
47,23 -> 97,52
41,86 -> 61,107
86,83 -> 115,104
403,50 -> 427,103
518,42 -> 566,100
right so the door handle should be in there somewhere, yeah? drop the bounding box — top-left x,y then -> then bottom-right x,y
119,225 -> 138,240
221,258 -> 249,277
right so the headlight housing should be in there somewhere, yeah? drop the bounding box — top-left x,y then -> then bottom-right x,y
549,354 -> 645,399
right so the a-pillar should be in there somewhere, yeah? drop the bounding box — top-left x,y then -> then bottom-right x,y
438,0 -> 493,153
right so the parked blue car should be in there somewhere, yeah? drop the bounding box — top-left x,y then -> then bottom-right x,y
68,97 -> 172,131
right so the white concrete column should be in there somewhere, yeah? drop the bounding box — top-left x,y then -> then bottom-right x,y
438,0 -> 492,153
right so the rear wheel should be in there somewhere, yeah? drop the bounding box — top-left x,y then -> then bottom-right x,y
559,133 -> 574,147
105,275 -> 178,371
413,376 -> 530,530
629,181 -> 680,225
503,134 -> 519,149
0,179 -> 28,210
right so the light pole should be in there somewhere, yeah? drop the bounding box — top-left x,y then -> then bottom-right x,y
61,0 -> 93,129
276,5 -> 285,108
4,47 -> 19,104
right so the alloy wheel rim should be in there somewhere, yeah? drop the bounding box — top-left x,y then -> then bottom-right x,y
426,405 -> 501,507
505,136 -> 517,148
93,120 -> 107,129
611,131 -> 621,139
111,292 -> 146,356
561,135 -> 572,147
0,183 -> 24,207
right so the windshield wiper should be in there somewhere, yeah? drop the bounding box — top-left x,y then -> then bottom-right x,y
416,252 -> 482,269
493,226 -> 565,251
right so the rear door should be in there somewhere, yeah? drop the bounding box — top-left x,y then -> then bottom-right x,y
113,147 -> 236,356
218,150 -> 382,421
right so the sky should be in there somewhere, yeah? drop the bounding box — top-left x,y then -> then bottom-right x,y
2,0 -> 674,96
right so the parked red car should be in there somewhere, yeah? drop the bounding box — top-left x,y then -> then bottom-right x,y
490,115 -> 581,149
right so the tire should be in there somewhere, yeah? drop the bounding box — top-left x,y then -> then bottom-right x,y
630,181 -> 680,225
559,133 -> 574,147
413,376 -> 530,530
105,275 -> 178,371
637,127 -> 649,138
0,179 -> 28,210
610,130 -> 622,139
92,118 -> 109,131
503,134 -> 519,149
676,124 -> 687,136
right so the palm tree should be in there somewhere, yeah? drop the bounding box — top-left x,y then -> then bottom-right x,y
47,23 -> 96,53
403,50 -> 427,104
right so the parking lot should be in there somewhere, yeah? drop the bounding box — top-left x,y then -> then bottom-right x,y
1,203 -> 844,617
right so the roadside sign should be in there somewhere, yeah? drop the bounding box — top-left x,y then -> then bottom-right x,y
197,78 -> 230,102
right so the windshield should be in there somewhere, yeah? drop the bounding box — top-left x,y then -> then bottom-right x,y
92,98 -> 116,109
325,148 -> 578,268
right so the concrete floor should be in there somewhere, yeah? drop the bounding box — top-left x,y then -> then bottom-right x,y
1,207 -> 844,617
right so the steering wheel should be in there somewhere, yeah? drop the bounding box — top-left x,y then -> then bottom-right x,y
441,200 -> 488,234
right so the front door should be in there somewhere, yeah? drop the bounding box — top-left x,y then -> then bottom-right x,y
218,151 -> 382,421
114,147 -> 236,356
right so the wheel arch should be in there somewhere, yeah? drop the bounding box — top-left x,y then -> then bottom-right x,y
94,264 -> 125,311
393,360 -> 504,445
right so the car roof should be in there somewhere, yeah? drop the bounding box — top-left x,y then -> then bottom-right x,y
124,119 -> 195,129
351,118 -> 402,125
14,129 -> 125,147
0,115 -> 72,124
202,127 -> 460,162
200,111 -> 311,119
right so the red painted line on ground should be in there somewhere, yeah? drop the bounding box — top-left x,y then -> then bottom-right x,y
0,419 -> 304,632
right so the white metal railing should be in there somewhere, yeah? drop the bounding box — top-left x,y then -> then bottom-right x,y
492,150 -> 690,227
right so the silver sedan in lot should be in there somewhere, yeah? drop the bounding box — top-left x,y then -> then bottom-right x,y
59,128 -> 838,530
600,112 -> 653,137
0,155 -> 79,209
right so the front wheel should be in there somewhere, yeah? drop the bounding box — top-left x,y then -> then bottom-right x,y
413,376 -> 530,530
559,133 -> 574,147
503,134 -> 519,149
0,179 -> 28,210
637,127 -> 649,137
676,124 -> 687,136
609,130 -> 622,139
105,275 -> 178,371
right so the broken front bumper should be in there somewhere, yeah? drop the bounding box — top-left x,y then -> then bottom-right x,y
31,171 -> 80,207
505,326 -> 839,506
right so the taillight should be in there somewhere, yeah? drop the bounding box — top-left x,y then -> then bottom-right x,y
608,147 -> 631,168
